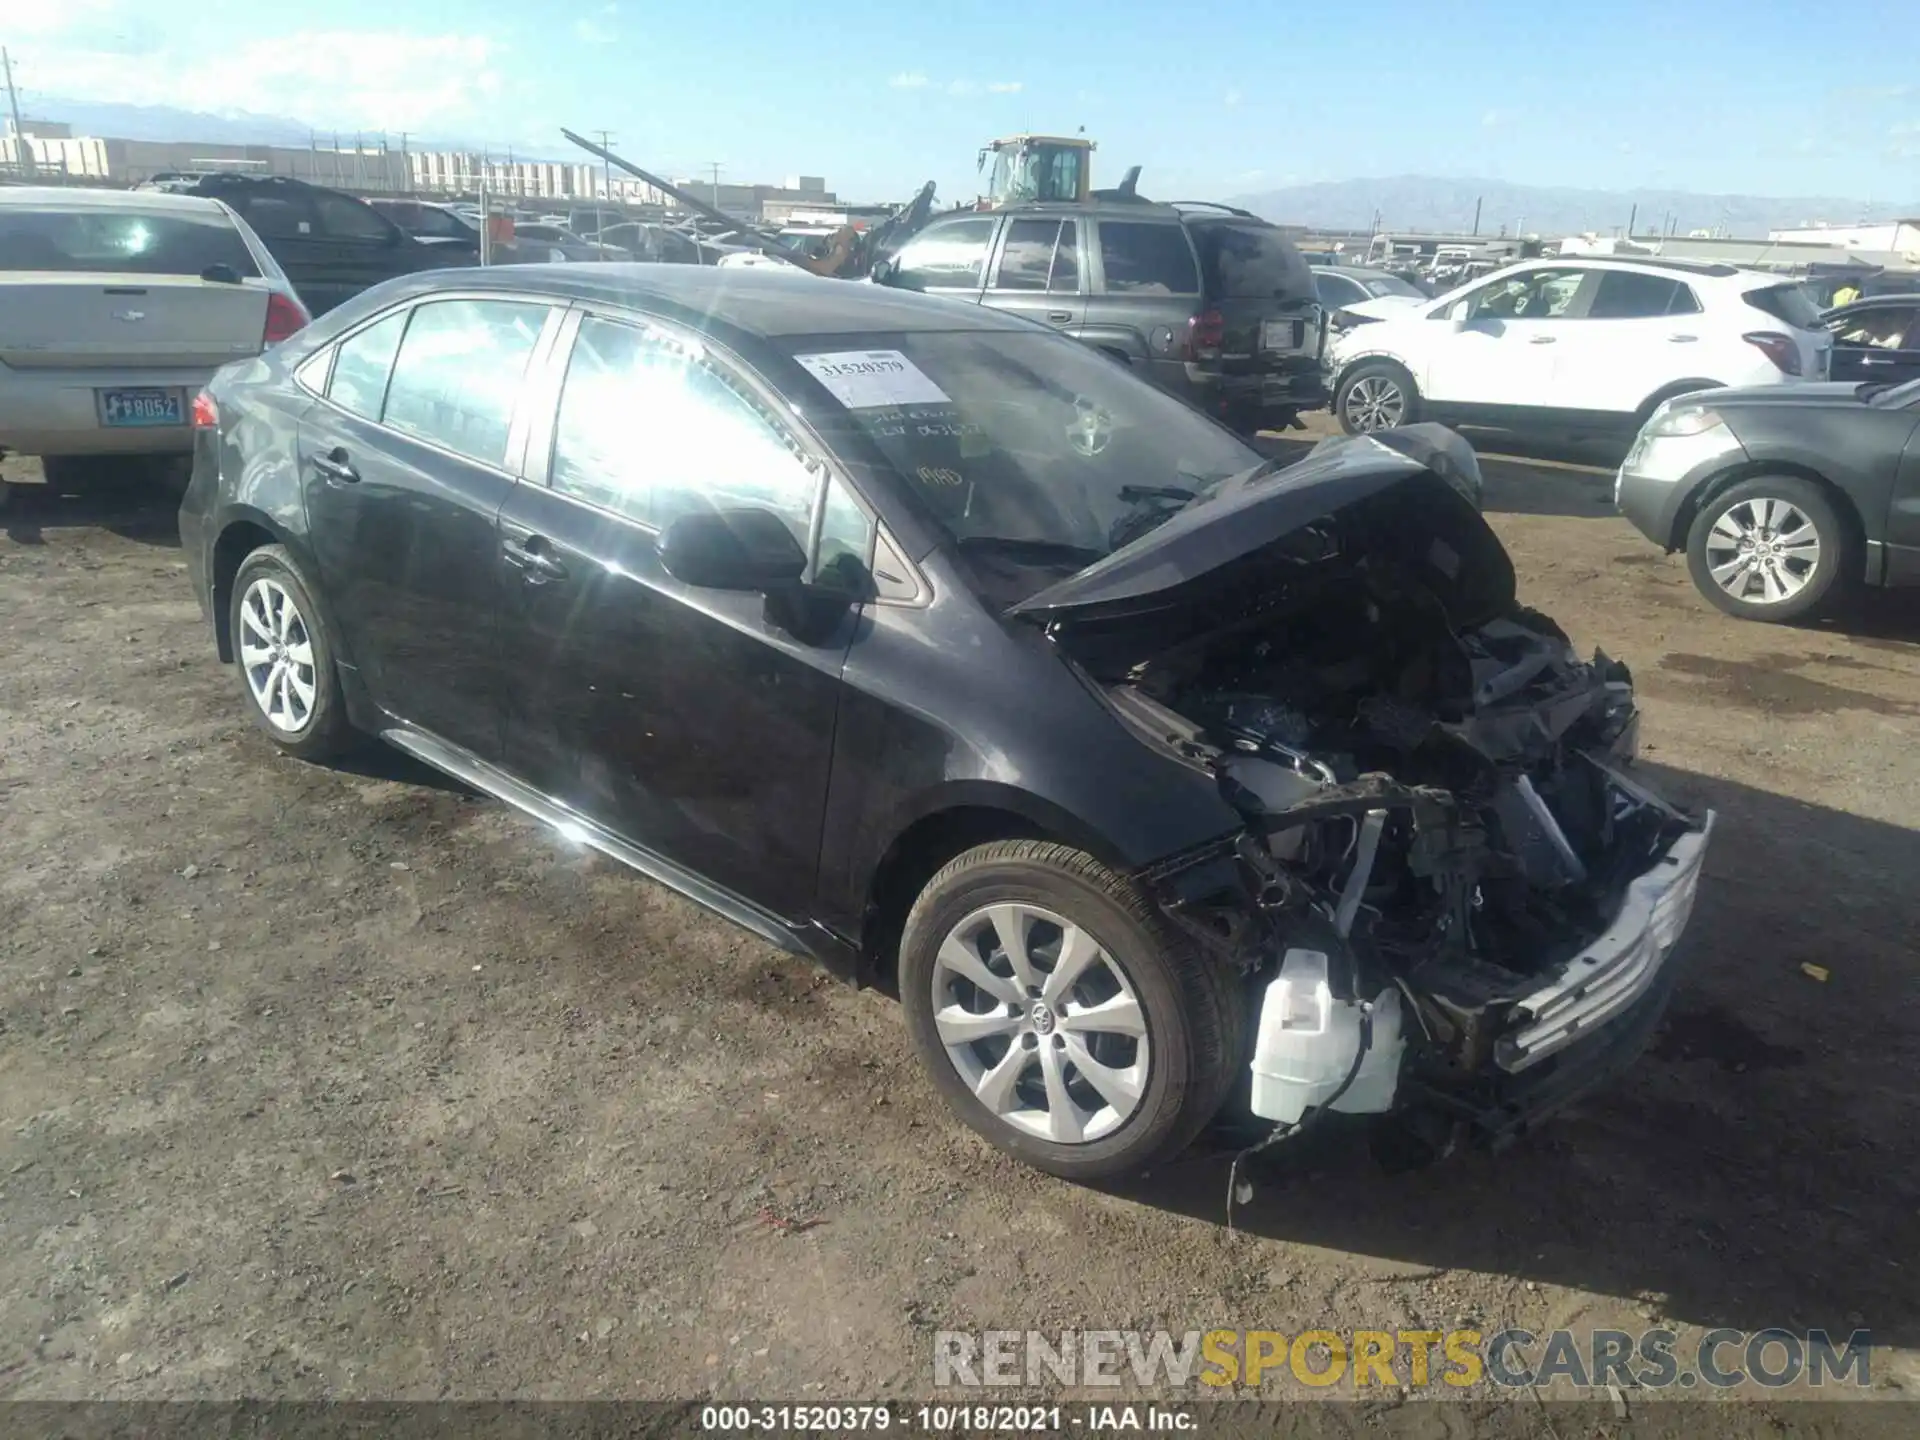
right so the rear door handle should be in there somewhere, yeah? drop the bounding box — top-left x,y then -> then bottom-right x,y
1527,335 -> 1557,345
311,448 -> 359,483
501,535 -> 568,582
1046,311 -> 1073,323
1668,333 -> 1699,343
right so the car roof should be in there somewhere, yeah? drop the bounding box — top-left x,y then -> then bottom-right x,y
941,200 -> 1186,222
1314,264 -> 1397,279
382,263 -> 1048,339
0,185 -> 234,218
1535,256 -> 1744,279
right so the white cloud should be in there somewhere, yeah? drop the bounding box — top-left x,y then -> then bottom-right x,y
946,79 -> 979,96
1223,88 -> 1242,108
20,28 -> 508,133
889,71 -> 930,89
986,81 -> 1023,94
574,6 -> 618,44
1481,108 -> 1508,128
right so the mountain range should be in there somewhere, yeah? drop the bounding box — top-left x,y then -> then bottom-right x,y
1224,176 -> 1917,241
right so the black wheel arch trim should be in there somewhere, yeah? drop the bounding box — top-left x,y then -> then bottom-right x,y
209,505 -> 357,672
1672,461 -> 1870,576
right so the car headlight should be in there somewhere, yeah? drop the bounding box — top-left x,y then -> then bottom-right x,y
1643,403 -> 1724,438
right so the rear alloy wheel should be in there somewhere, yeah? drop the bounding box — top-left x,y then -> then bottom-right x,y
1336,361 -> 1419,435
229,545 -> 351,760
900,841 -> 1245,1181
1685,476 -> 1850,622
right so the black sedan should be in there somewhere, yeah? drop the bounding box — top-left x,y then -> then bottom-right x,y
179,265 -> 1709,1179
1615,378 -> 1920,621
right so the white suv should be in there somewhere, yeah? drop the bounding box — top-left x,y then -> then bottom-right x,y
1329,258 -> 1833,436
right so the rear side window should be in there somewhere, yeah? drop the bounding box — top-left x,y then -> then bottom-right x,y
327,310 -> 408,419
1097,221 -> 1199,295
0,205 -> 260,277
234,195 -> 314,239
1589,271 -> 1701,318
992,218 -> 1078,293
891,218 -> 996,290
1744,283 -> 1823,330
380,299 -> 550,466
1191,221 -> 1311,301
313,192 -> 393,244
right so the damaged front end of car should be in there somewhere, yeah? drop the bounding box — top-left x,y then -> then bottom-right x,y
1019,434 -> 1714,1157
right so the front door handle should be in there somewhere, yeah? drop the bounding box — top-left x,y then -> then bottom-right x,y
1667,333 -> 1699,343
311,447 -> 359,483
1046,311 -> 1073,323
501,535 -> 568,583
1528,335 -> 1557,345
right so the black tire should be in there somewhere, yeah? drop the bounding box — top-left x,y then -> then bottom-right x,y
227,544 -> 352,760
1685,475 -> 1853,623
1335,360 -> 1420,435
899,840 -> 1247,1181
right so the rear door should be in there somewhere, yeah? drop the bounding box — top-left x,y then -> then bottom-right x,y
299,295 -> 563,758
1829,304 -> 1920,385
981,217 -> 1084,332
1550,269 -> 1706,413
1085,218 -> 1202,387
490,309 -> 859,919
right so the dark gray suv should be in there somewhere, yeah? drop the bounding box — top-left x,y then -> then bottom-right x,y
876,201 -> 1326,432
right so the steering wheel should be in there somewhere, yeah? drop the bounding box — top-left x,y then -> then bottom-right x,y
1066,395 -> 1115,458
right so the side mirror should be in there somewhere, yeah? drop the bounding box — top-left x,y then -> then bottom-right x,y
869,256 -> 897,286
656,507 -> 808,591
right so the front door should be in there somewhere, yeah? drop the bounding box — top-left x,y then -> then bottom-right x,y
1422,267 -> 1590,411
982,217 -> 1085,333
1829,304 -> 1920,386
300,295 -> 560,757
1550,268 -> 1707,415
492,311 -> 857,920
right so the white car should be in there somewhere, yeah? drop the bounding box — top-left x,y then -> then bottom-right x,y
1328,258 -> 1833,436
1,187 -> 307,478
1312,264 -> 1429,323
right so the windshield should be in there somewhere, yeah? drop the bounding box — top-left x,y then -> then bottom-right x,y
0,205 -> 260,276
786,330 -> 1260,602
1363,274 -> 1423,298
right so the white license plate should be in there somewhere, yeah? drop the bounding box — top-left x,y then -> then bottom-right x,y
99,389 -> 184,427
1261,320 -> 1302,352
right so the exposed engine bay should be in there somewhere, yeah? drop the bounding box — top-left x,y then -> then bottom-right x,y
1055,474 -> 1712,1147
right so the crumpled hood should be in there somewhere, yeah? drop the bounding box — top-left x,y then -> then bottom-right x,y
1010,425 -> 1506,624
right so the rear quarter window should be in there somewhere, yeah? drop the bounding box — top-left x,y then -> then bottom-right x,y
0,206 -> 261,277
1191,221 -> 1313,301
1096,221 -> 1199,295
1744,283 -> 1823,330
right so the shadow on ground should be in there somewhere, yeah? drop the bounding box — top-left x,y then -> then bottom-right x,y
1111,762 -> 1920,1347
1,469 -> 183,549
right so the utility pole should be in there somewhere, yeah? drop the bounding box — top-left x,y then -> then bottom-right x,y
396,132 -> 412,192
1627,202 -> 1638,238
592,129 -> 615,232
707,160 -> 723,208
1471,195 -> 1482,237
2,47 -> 36,179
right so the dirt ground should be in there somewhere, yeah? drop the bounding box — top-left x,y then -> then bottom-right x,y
2,419 -> 1917,1425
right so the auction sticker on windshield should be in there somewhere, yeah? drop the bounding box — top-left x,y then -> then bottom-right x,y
796,350 -> 950,409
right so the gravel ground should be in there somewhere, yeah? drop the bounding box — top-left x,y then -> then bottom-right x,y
1,425 -> 1916,1428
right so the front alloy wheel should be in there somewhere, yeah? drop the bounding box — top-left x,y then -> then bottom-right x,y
1336,362 -> 1419,435
900,840 -> 1245,1181
1685,475 -> 1850,622
930,902 -> 1151,1145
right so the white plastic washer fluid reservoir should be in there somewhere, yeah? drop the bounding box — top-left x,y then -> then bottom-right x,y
1250,948 -> 1405,1124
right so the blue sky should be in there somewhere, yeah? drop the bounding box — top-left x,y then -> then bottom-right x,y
11,0 -> 1919,204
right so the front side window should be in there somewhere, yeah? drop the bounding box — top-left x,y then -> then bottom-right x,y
1097,221 -> 1199,295
788,330 -> 1258,606
1467,268 -> 1586,321
890,218 -> 997,290
327,310 -> 408,419
550,315 -> 821,544
380,299 -> 550,466
1833,307 -> 1916,349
